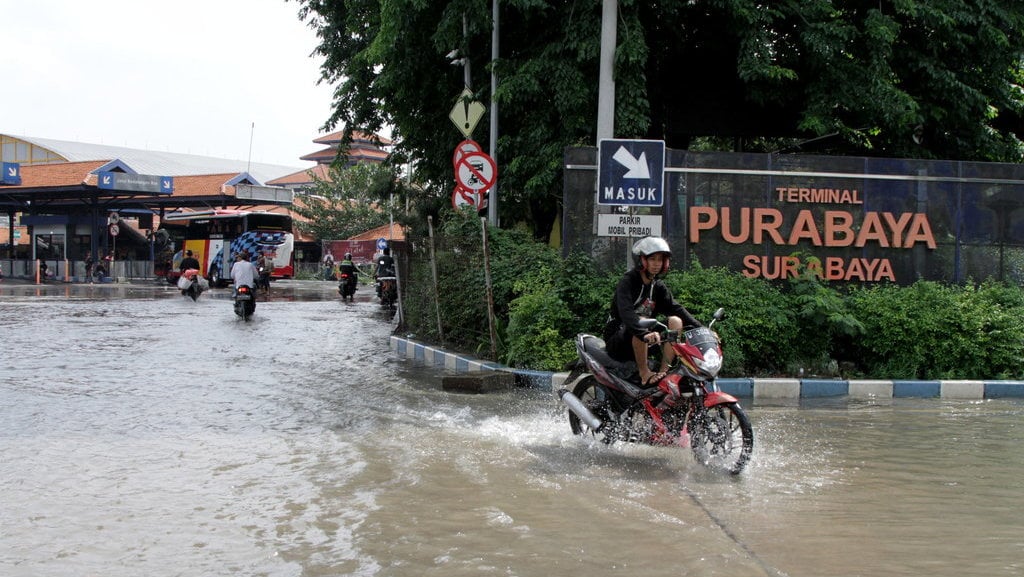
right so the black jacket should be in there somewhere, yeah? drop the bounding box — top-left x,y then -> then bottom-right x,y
179,257 -> 200,272
605,267 -> 699,340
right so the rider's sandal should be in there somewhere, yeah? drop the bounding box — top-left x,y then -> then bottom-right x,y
643,372 -> 666,386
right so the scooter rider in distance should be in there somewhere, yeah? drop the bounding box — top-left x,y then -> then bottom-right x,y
374,246 -> 395,298
231,251 -> 258,306
179,250 -> 201,296
338,252 -> 358,300
603,236 -> 702,387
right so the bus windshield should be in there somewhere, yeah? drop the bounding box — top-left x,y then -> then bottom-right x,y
158,210 -> 294,284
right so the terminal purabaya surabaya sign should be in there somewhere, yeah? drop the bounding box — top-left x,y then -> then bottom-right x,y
565,149 -> 1023,284
686,181 -> 936,283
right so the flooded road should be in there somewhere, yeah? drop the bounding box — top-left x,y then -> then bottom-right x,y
2,281 -> 1023,577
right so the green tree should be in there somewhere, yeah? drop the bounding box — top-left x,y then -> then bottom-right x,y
291,163 -> 401,240
294,0 -> 1024,235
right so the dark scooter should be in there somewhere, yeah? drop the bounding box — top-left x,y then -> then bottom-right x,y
338,272 -> 357,302
233,285 -> 256,320
180,269 -> 206,301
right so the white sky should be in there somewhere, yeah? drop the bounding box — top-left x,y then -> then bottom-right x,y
1,0 -> 340,168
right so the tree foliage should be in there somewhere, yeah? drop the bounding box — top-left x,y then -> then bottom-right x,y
290,163 -> 399,240
293,0 -> 1024,235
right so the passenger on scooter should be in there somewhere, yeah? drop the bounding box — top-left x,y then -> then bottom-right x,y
230,250 -> 258,291
603,236 -> 701,387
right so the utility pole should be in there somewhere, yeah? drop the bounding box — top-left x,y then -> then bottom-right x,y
487,0 -> 499,227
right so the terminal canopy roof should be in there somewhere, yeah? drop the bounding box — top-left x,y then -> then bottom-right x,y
0,134 -> 310,216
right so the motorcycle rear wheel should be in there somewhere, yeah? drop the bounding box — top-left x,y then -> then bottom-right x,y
567,376 -> 615,444
689,402 -> 753,475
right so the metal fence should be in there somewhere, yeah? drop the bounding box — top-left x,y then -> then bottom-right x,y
397,217 -> 497,359
0,258 -> 158,283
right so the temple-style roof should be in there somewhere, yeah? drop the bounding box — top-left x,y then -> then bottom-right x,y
302,130 -> 391,166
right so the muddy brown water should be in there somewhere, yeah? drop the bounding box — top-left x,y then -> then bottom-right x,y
2,281 -> 1022,576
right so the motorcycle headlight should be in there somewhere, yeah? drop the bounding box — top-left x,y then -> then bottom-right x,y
697,349 -> 723,376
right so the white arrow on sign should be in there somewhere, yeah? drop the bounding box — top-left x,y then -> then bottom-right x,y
102,175 -> 113,186
612,146 -> 650,179
6,166 -> 16,177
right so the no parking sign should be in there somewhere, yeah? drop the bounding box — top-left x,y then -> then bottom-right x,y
454,151 -> 497,193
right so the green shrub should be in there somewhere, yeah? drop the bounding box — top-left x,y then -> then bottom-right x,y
504,270 -> 577,370
667,261 -> 798,376
785,256 -> 864,374
845,280 -> 1024,379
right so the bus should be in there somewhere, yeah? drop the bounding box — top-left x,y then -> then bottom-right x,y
158,209 -> 294,286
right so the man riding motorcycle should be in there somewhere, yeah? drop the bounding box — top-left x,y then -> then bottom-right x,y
338,252 -> 358,301
603,236 -> 702,386
374,246 -> 396,299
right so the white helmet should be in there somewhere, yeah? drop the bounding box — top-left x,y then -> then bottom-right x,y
632,236 -> 672,258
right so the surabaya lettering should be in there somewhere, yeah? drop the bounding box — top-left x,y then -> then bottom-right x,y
742,255 -> 896,282
689,206 -> 936,249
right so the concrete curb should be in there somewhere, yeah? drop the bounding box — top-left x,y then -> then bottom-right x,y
390,335 -> 1024,399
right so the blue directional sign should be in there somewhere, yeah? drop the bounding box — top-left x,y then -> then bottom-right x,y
597,139 -> 665,206
97,171 -> 174,194
376,237 -> 389,250
1,162 -> 21,185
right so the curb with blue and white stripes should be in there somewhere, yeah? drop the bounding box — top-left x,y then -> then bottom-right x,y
391,336 -> 1024,399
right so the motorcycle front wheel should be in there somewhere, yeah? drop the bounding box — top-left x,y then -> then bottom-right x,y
689,402 -> 754,475
568,376 -> 615,444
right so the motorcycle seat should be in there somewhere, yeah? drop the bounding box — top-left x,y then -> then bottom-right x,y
580,335 -> 635,373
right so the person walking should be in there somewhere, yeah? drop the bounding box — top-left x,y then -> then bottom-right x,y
84,251 -> 95,283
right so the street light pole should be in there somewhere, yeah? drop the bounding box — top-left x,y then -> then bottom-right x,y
462,14 -> 471,89
597,0 -> 616,142
487,0 -> 499,227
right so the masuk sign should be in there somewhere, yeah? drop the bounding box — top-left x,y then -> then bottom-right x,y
597,139 -> 665,206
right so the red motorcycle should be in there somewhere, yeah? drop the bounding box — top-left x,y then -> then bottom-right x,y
559,308 -> 753,474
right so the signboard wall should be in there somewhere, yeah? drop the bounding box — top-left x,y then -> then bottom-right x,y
563,147 -> 1024,285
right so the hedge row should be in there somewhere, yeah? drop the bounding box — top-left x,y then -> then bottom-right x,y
402,214 -> 1024,380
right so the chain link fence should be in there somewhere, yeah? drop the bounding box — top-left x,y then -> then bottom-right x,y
396,216 -> 499,361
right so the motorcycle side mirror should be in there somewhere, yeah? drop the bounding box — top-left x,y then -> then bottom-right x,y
713,307 -> 726,321
637,318 -> 661,332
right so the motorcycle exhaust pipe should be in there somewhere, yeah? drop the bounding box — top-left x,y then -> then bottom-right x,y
558,388 -> 603,432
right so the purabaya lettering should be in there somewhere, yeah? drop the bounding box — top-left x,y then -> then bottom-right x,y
688,207 -> 937,249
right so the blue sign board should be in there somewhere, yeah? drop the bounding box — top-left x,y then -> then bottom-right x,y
376,237 -> 389,250
1,162 -> 22,185
597,139 -> 665,206
97,171 -> 173,194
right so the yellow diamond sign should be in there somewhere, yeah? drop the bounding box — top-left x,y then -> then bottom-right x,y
449,88 -> 486,138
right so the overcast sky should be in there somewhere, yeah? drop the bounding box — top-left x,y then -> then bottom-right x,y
1,0 -> 341,168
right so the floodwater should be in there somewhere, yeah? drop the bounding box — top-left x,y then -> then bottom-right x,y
2,281 -> 1023,577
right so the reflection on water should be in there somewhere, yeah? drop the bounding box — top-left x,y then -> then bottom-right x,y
2,284 -> 1023,577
